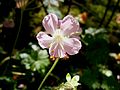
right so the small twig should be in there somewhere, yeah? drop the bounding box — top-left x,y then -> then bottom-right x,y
65,0 -> 72,16
12,9 -> 24,53
0,56 -> 15,66
25,5 -> 42,11
40,0 -> 48,15
0,57 -> 10,66
72,0 -> 101,20
26,0 -> 35,7
2,9 -> 24,75
105,0 -> 120,28
98,0 -> 112,27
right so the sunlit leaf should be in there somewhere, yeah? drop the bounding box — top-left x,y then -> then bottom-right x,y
66,73 -> 71,82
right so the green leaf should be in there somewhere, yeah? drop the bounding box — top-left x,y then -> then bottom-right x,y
66,73 -> 71,82
71,75 -> 80,82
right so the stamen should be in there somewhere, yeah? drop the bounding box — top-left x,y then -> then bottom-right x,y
50,56 -> 55,60
53,29 -> 65,42
51,50 -> 54,53
63,54 -> 69,60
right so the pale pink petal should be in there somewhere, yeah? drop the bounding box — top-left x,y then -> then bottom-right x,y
70,35 -> 80,40
69,27 -> 82,40
60,15 -> 80,36
62,38 -> 82,55
36,32 -> 53,48
78,27 -> 82,33
49,42 -> 66,58
42,13 -> 59,34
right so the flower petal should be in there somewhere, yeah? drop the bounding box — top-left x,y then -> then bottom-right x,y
63,38 -> 82,55
42,13 -> 59,34
60,15 -> 80,35
49,42 -> 66,58
70,33 -> 80,40
36,32 -> 53,48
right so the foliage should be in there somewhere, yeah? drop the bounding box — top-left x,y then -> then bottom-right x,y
0,0 -> 120,90
56,73 -> 80,90
16,42 -> 50,74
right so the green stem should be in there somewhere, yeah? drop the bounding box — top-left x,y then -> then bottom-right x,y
38,58 -> 59,90
26,0 -> 35,7
12,9 -> 24,52
25,6 -> 42,11
2,9 -> 24,75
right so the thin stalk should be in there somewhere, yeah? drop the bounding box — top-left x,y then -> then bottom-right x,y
40,0 -> 48,15
38,58 -> 59,90
65,0 -> 72,16
12,9 -> 24,52
72,0 -> 101,20
25,5 -> 42,11
105,0 -> 120,28
2,9 -> 24,75
98,0 -> 112,27
26,0 -> 35,7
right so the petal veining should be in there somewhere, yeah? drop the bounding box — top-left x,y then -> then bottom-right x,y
49,42 -> 66,58
63,38 -> 82,55
37,13 -> 82,58
60,15 -> 80,36
42,13 -> 59,34
36,32 -> 53,48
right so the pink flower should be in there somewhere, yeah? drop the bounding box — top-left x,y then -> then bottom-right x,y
15,0 -> 28,8
36,13 -> 82,59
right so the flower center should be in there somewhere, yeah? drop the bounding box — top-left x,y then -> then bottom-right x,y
53,29 -> 65,42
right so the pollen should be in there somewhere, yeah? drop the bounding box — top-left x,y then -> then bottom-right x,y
50,56 -> 55,60
51,50 -> 54,53
63,54 -> 69,60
